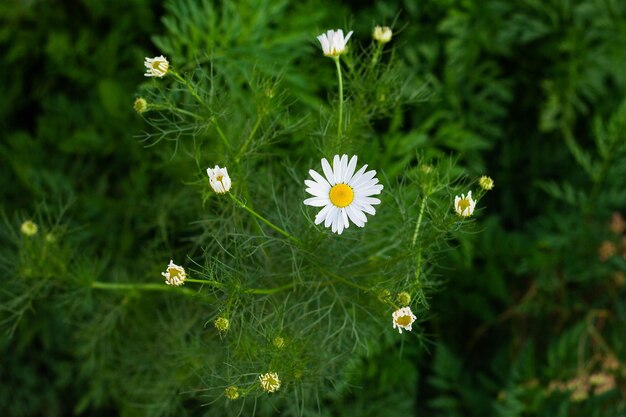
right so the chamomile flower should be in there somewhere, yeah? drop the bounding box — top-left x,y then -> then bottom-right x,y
304,155 -> 383,235
317,29 -> 353,57
392,306 -> 417,334
373,26 -> 392,43
479,176 -> 494,191
259,372 -> 281,393
162,260 -> 186,286
454,191 -> 476,217
206,165 -> 231,194
144,55 -> 169,77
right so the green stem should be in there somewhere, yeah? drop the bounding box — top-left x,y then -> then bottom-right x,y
371,42 -> 383,67
229,194 -> 301,244
149,104 -> 203,120
211,117 -> 233,151
411,195 -> 428,248
171,71 -> 207,111
333,56 -> 344,151
91,281 -> 196,296
319,267 -> 370,292
236,116 -> 263,162
187,277 -> 294,295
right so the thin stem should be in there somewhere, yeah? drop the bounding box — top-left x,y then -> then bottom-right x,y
171,71 -> 207,111
412,194 -> 428,248
319,267 -> 370,292
371,42 -> 384,67
236,115 -> 263,162
149,104 -> 203,120
229,194 -> 301,244
92,281 -> 196,296
187,277 -> 294,295
211,117 -> 233,151
333,56 -> 344,151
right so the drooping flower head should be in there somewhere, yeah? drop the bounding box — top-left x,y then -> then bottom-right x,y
317,29 -> 354,57
454,191 -> 476,217
373,26 -> 392,43
21,220 -> 38,237
144,55 -> 169,77
259,372 -> 281,393
392,306 -> 417,334
304,155 -> 383,235
206,165 -> 231,194
162,260 -> 186,286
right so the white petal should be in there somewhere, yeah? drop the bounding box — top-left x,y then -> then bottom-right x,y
344,30 -> 353,43
314,204 -> 332,225
355,184 -> 384,196
347,165 -> 368,186
321,158 -> 335,185
346,205 -> 365,227
351,169 -> 377,188
326,206 -> 339,228
304,197 -> 329,207
306,187 -> 329,197
309,169 -> 330,188
344,155 -> 358,183
332,155 -> 342,184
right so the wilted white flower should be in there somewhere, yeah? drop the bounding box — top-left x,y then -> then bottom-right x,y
304,155 -> 383,235
373,26 -> 392,43
206,165 -> 231,194
454,191 -> 476,217
20,220 -> 38,237
317,29 -> 354,57
162,260 -> 186,286
144,55 -> 169,77
259,372 -> 281,393
392,306 -> 417,334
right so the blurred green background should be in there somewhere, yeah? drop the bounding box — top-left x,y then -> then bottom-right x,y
2,0 -> 626,416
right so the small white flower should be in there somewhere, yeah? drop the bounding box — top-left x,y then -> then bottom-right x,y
162,260 -> 186,286
316,29 -> 354,57
259,372 -> 281,393
304,155 -> 383,235
144,55 -> 169,77
392,306 -> 417,334
373,26 -> 392,43
454,191 -> 477,217
206,165 -> 231,194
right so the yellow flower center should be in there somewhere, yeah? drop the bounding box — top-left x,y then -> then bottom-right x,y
152,61 -> 164,70
395,315 -> 413,326
168,267 -> 183,280
457,198 -> 470,213
329,183 -> 354,208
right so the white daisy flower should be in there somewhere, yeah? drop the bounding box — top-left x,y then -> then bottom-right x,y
259,372 -> 281,393
144,55 -> 169,77
392,306 -> 417,334
162,260 -> 186,286
317,29 -> 354,57
454,191 -> 477,217
304,155 -> 383,235
206,165 -> 231,194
